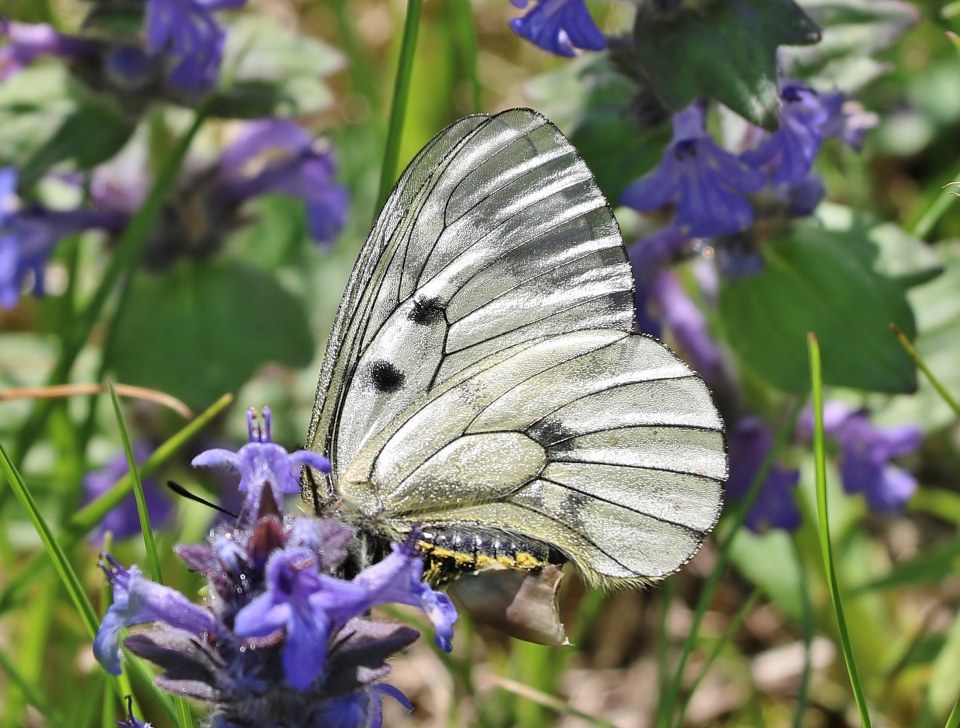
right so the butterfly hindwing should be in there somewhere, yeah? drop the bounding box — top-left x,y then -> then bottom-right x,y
337,329 -> 725,584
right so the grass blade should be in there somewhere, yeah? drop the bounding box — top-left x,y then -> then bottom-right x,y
791,534 -> 815,728
891,323 -> 960,418
376,0 -> 423,212
0,441 -> 99,635
107,382 -> 162,584
69,393 -> 233,536
656,400 -> 803,728
0,393 -> 233,616
807,332 -> 872,727
449,0 -> 482,113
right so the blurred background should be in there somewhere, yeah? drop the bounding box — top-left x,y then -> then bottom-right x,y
0,0 -> 959,726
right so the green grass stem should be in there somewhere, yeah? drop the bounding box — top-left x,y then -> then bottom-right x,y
106,386 -> 194,728
0,394 -> 233,616
676,587 -> 761,727
376,0 -> 423,212
657,400 -> 803,728
891,323 -> 960,418
449,0 -> 483,113
807,333 -> 872,727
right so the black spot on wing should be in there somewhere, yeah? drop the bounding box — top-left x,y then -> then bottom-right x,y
369,360 -> 405,392
408,296 -> 446,325
525,418 -> 574,447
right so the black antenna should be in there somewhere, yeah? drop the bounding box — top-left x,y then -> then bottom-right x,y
166,480 -> 238,519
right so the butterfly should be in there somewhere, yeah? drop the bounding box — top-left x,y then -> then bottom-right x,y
304,108 -> 726,644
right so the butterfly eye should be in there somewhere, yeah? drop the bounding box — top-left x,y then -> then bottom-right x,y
368,360 -> 405,392
408,296 -> 445,325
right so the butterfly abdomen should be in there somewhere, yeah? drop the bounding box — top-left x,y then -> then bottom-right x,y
416,524 -> 566,587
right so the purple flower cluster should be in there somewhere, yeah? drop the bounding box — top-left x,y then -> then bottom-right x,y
0,3 -> 349,308
82,441 -> 172,544
725,404 -> 922,533
508,0 -> 606,57
798,403 -> 922,512
2,0 -> 244,96
726,416 -> 802,533
94,409 -> 457,727
621,81 -> 878,406
623,82 -> 875,244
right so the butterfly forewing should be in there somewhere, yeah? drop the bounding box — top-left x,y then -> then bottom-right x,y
307,107 -> 725,591
307,109 -> 634,486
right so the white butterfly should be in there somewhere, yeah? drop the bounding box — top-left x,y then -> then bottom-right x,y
305,108 -> 726,644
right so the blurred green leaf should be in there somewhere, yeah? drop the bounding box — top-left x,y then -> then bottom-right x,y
928,611 -> 960,719
111,260 -> 314,409
816,202 -> 943,287
0,65 -> 135,185
787,0 -> 919,91
719,225 -> 917,393
874,245 -> 960,431
524,58 -> 669,203
632,0 -> 821,129
853,538 -> 960,593
216,16 -> 345,117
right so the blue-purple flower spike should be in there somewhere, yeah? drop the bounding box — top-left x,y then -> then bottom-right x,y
622,103 -> 764,238
83,442 -> 171,544
799,403 -> 922,513
0,166 -> 123,308
727,416 -> 802,533
214,120 -> 349,248
144,0 -> 246,95
95,407 -> 456,725
509,0 -> 607,57
191,406 -> 330,516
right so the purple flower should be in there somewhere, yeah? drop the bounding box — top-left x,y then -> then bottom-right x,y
354,542 -> 458,653
741,81 -> 830,185
214,120 -> 349,247
94,408 -> 454,724
233,547 -> 369,689
0,167 -> 123,308
648,268 -> 724,384
627,226 -> 690,336
145,0 -> 246,95
310,684 -> 412,728
727,416 -> 801,533
191,407 -> 330,517
83,442 -> 172,544
509,0 -> 606,57
116,697 -> 152,728
820,91 -> 878,151
622,103 -> 764,237
799,403 -> 921,512
783,173 -> 826,218
0,20 -> 97,79
94,556 -> 222,675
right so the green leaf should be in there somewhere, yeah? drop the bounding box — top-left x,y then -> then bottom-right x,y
852,537 -> 960,593
786,0 -> 920,91
111,260 -> 314,409
928,612 -> 960,719
816,202 -> 943,288
873,244 -> 960,432
216,16 -> 345,117
0,65 -> 135,185
632,0 -> 821,129
523,58 -> 669,203
719,225 -> 918,393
